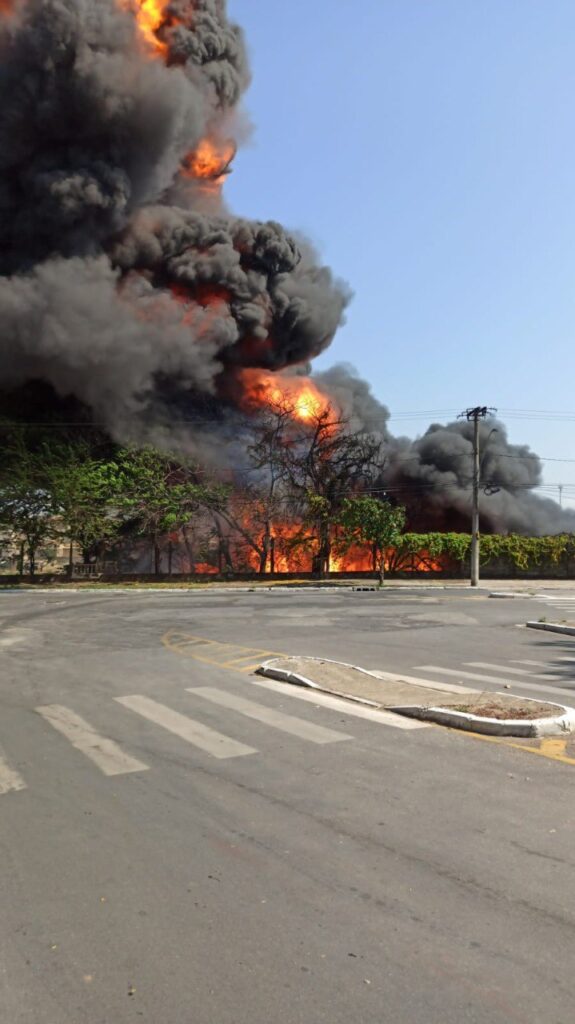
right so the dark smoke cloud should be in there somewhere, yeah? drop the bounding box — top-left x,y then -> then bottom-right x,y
384,416 -> 575,535
0,2 -> 568,537
0,0 -> 348,424
309,364 -> 574,536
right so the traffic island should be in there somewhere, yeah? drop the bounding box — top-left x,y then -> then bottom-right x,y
392,695 -> 575,737
258,656 -> 575,738
526,621 -> 575,637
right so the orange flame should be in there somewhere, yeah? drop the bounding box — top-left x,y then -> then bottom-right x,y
183,139 -> 236,183
121,0 -> 169,54
238,369 -> 333,425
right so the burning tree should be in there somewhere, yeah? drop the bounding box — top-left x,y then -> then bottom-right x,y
269,403 -> 383,578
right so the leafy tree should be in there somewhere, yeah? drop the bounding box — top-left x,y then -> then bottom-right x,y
105,448 -> 229,575
46,444 -> 122,571
0,445 -> 53,577
338,497 -> 406,584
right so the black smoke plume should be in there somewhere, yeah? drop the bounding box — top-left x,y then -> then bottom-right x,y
0,2 -> 569,537
0,0 -> 348,431
313,365 -> 575,536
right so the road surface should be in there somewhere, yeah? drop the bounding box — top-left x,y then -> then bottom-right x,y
1,588 -> 574,1023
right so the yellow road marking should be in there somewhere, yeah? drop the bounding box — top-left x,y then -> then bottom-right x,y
458,730 -> 575,765
161,630 -> 282,673
162,630 -> 575,766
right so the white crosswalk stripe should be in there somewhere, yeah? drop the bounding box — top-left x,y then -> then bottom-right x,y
416,665 -> 518,686
249,677 -> 430,729
187,687 -> 353,744
465,662 -> 560,680
512,660 -> 556,667
115,695 -> 257,760
0,744 -> 26,796
36,705 -> 149,776
413,665 -> 575,700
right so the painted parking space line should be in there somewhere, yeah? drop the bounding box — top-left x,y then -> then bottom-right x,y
115,695 -> 257,760
36,705 -> 149,777
187,687 -> 353,744
0,744 -> 26,795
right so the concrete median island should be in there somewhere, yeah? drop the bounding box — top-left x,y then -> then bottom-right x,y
258,656 -> 575,738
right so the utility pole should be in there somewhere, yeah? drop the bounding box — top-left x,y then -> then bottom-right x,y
458,406 -> 496,587
558,485 -> 563,508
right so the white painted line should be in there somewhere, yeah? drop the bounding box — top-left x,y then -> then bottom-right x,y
512,660 -> 556,668
187,687 -> 352,745
465,662 -> 560,680
416,665 -> 524,686
492,679 -> 575,699
0,745 -> 26,795
36,705 -> 149,777
371,669 -> 478,695
250,677 -> 430,730
115,696 -> 257,760
414,667 -> 575,701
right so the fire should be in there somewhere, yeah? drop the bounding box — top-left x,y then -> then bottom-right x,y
183,139 -> 236,183
238,369 -> 333,425
121,0 -> 169,54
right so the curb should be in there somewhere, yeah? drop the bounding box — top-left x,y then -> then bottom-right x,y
258,657 -> 383,708
258,656 -> 479,709
389,695 -> 575,737
526,621 -> 575,636
258,658 -> 575,738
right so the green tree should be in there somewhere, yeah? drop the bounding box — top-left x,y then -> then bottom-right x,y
106,448 -> 229,575
337,497 -> 406,584
0,448 -> 53,577
46,444 -> 122,572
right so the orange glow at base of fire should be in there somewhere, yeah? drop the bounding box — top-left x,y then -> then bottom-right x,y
238,369 -> 333,426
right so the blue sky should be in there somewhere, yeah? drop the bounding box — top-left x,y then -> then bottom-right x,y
227,0 -> 575,502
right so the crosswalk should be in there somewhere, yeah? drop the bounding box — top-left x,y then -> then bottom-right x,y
531,593 -> 575,621
0,678 -> 426,798
411,656 -> 575,702
0,743 -> 26,795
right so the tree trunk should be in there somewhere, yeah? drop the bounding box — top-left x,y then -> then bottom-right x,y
28,541 -> 36,579
317,523 -> 330,579
153,536 -> 161,576
167,541 -> 173,578
68,539 -> 74,580
181,525 -> 194,573
270,535 -> 276,575
378,559 -> 385,586
18,541 -> 24,576
259,523 -> 270,575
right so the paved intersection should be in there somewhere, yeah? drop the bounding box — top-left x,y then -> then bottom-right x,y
2,588 -> 575,1023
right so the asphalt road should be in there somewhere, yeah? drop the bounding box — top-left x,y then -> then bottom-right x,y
1,588 -> 575,1023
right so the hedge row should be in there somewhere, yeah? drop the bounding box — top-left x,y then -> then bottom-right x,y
391,533 -> 575,571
